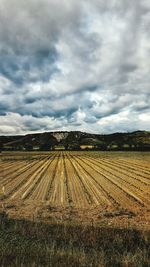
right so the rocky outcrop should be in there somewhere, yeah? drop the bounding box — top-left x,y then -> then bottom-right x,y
52,132 -> 69,142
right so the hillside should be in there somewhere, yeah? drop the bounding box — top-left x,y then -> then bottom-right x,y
0,130 -> 150,151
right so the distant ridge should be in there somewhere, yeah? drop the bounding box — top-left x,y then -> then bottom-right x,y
0,130 -> 150,151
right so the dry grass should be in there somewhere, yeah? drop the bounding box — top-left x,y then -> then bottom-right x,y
0,212 -> 150,267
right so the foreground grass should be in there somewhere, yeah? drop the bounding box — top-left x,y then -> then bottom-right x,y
0,212 -> 150,267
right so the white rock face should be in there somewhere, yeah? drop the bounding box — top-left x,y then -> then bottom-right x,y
52,132 -> 69,142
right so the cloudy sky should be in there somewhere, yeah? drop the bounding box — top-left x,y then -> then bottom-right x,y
0,0 -> 150,135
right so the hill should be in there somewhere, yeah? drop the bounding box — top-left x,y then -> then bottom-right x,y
0,130 -> 150,151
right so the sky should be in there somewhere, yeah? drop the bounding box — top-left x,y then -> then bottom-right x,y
0,0 -> 150,135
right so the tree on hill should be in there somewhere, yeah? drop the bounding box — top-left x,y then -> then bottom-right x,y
40,135 -> 57,150
24,144 -> 33,151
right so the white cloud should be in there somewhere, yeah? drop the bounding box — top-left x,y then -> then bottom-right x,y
0,0 -> 150,134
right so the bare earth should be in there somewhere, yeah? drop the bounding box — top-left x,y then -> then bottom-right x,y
0,151 -> 150,229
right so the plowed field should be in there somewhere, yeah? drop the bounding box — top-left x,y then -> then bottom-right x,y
0,151 -> 150,228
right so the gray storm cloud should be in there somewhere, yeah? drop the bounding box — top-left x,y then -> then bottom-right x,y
0,0 -> 150,135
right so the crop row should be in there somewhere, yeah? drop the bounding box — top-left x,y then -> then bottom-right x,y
0,152 -> 149,211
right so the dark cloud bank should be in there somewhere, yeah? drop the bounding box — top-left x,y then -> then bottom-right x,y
0,0 -> 150,135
